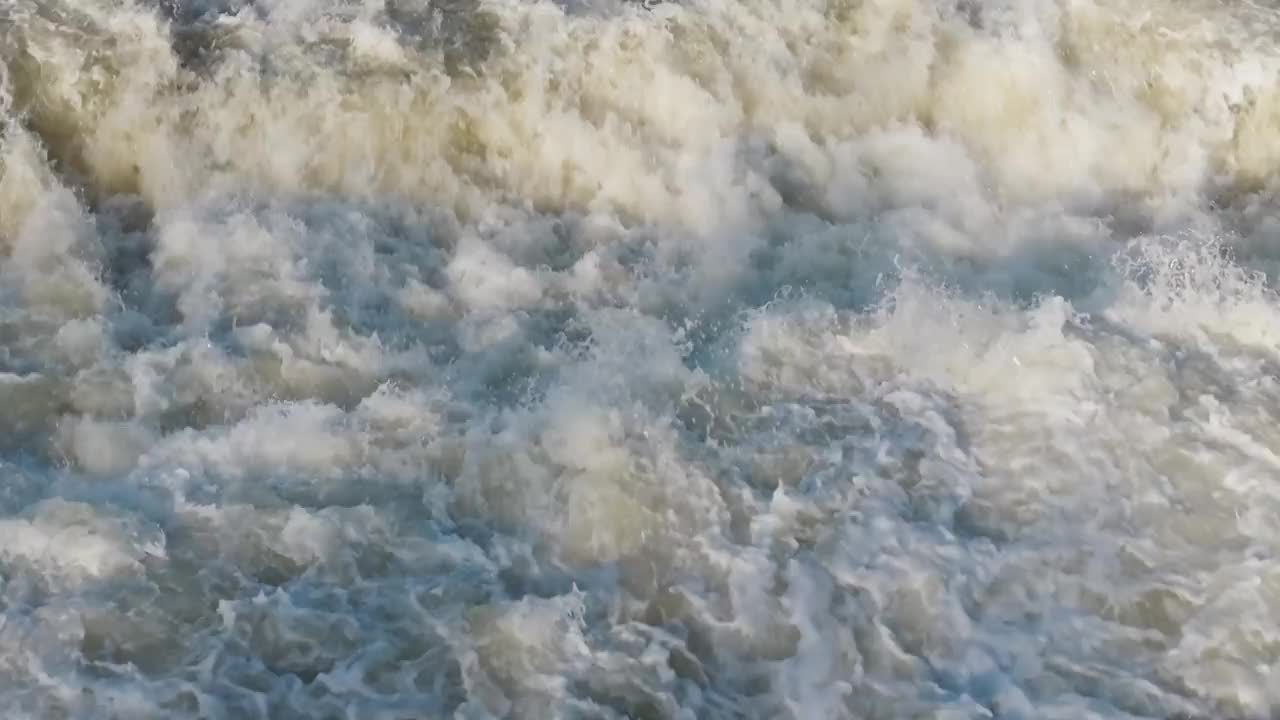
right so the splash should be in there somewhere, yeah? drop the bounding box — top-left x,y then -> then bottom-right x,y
3,0 -> 1280,717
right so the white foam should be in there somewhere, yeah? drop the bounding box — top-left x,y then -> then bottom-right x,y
5,0 -> 1280,716
0,499 -> 165,588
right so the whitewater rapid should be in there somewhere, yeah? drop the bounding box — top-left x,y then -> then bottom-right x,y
4,0 -> 1280,717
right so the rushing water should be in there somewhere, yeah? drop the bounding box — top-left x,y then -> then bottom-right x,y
4,0 -> 1280,717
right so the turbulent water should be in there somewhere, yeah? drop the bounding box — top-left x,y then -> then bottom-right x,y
8,0 -> 1280,717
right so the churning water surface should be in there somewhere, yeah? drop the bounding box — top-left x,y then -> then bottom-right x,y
4,0 -> 1280,717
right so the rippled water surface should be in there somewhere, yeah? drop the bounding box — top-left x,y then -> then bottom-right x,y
5,0 -> 1280,717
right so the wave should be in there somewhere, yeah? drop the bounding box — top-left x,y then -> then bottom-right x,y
4,0 -> 1280,717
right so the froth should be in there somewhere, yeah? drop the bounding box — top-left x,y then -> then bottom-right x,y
5,0 -> 1280,717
